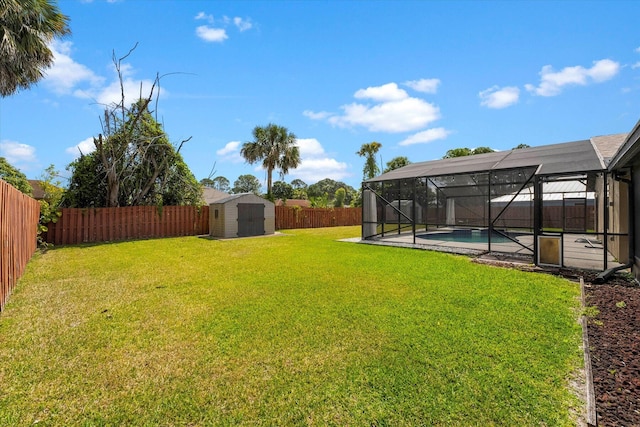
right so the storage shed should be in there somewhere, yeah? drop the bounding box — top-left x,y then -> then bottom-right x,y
209,193 -> 275,238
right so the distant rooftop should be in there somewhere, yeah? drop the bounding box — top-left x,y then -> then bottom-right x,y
202,187 -> 229,204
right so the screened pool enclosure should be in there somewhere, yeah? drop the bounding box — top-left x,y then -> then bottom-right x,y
362,137 -> 630,271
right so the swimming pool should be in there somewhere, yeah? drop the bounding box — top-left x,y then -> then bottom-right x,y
417,229 -> 520,244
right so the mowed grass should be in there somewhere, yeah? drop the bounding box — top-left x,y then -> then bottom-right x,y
0,227 -> 582,426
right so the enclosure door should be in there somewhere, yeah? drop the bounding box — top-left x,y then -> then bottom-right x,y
237,203 -> 265,237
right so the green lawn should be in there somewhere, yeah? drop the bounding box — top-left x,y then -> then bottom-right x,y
0,226 -> 583,426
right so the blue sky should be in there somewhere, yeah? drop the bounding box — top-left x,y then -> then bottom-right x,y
1,0 -> 640,190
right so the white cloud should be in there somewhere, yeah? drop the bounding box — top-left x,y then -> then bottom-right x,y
525,59 -> 620,96
404,78 -> 441,94
0,140 -> 37,166
44,40 -> 104,94
86,75 -> 163,106
66,137 -> 96,157
296,138 -> 325,158
303,110 -> 332,120
234,17 -> 253,32
196,25 -> 228,43
290,158 -> 351,183
635,47 -> 640,53
195,13 -> 253,42
399,128 -> 452,146
195,12 -> 214,22
39,40 -> 164,107
216,141 -> 244,163
479,85 -> 520,109
289,138 -> 350,183
588,59 -> 620,82
632,62 -> 640,70
328,96 -> 440,133
311,82 -> 441,133
354,82 -> 408,102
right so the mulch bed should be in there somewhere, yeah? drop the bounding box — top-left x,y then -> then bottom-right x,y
582,273 -> 640,426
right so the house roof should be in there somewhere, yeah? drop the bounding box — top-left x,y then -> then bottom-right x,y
366,135 -> 626,183
28,180 -> 46,199
491,180 -> 594,203
202,187 -> 229,204
591,133 -> 628,166
608,118 -> 640,170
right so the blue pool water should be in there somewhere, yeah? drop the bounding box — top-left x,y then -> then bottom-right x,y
417,230 -> 519,244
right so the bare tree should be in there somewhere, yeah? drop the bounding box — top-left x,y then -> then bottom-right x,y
92,45 -> 197,207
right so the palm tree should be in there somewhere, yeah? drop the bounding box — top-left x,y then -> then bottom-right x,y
356,141 -> 382,180
0,0 -> 70,97
241,124 -> 300,198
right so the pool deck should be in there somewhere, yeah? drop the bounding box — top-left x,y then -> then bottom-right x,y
347,230 -> 623,272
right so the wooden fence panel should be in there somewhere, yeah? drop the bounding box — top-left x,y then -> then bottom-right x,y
275,206 -> 362,230
44,205 -> 357,246
44,205 -> 210,245
0,180 -> 40,312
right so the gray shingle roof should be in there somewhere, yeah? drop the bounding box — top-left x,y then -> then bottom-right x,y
366,136 -> 625,183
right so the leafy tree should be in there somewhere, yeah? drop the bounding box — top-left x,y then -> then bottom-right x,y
66,48 -> 201,208
0,157 -> 32,195
443,147 -> 472,158
200,176 -> 231,191
309,193 -> 329,208
334,188 -> 346,207
0,0 -> 70,97
291,179 -> 307,189
65,99 -> 201,207
351,189 -> 362,207
232,174 -> 261,195
156,155 -> 202,206
292,188 -> 308,200
272,180 -> 293,200
383,156 -> 411,173
290,179 -> 308,199
37,164 -> 63,245
443,147 -> 495,159
240,123 -> 300,198
211,176 -> 230,192
356,141 -> 382,180
307,178 -> 357,206
513,143 -> 530,149
200,178 -> 215,187
63,153 -> 106,207
472,146 -> 494,155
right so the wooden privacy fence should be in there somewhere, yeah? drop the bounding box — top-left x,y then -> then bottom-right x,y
1,179 -> 40,312
44,205 -> 209,245
43,205 -> 361,245
275,206 -> 362,230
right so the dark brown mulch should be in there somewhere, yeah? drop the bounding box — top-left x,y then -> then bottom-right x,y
583,273 -> 640,426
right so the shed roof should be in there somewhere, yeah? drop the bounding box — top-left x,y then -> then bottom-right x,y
366,138 -> 614,183
211,193 -> 273,205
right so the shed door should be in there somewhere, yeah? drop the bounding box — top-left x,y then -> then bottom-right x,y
237,203 -> 265,237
